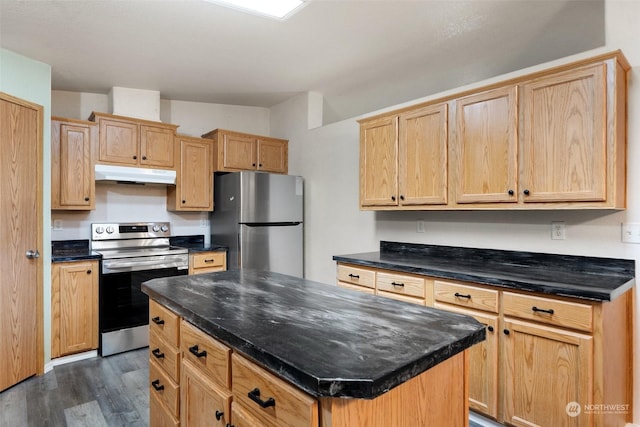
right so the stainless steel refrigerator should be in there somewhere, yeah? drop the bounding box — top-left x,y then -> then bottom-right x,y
210,171 -> 304,277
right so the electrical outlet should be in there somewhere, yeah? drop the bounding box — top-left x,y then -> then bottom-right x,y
53,219 -> 63,230
416,220 -> 426,233
621,223 -> 640,243
551,221 -> 565,240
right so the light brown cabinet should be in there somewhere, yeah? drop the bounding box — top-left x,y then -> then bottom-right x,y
359,51 -> 628,210
167,135 -> 213,212
188,251 -> 227,275
181,360 -> 232,427
51,117 -> 96,210
51,260 -> 99,358
90,112 -> 178,168
335,262 -> 632,426
359,103 -> 447,207
202,129 -> 288,174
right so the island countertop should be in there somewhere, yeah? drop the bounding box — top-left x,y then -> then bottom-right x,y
142,269 -> 485,399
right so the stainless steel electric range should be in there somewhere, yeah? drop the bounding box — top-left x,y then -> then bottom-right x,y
91,222 -> 188,356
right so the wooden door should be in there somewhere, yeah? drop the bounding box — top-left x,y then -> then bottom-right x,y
181,360 -> 232,427
398,103 -> 448,205
51,261 -> 98,357
98,118 -> 138,165
140,125 -> 175,168
52,120 -> 94,209
454,86 -> 518,203
521,64 -> 606,203
0,92 -> 43,391
257,138 -> 288,173
360,115 -> 398,207
177,137 -> 212,210
221,132 -> 257,170
503,318 -> 593,427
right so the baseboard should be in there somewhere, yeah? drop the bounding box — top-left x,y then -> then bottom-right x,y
44,350 -> 98,373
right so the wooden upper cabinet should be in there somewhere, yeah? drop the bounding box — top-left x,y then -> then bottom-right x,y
202,129 -> 288,174
521,63 -> 607,203
167,135 -> 213,211
399,104 -> 448,206
453,86 -> 518,204
90,112 -> 178,169
51,117 -> 96,210
359,115 -> 398,207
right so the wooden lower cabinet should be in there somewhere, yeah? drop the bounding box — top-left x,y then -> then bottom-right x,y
188,251 -> 227,275
51,260 -> 99,358
150,392 -> 179,427
181,360 -> 232,427
231,401 -> 269,427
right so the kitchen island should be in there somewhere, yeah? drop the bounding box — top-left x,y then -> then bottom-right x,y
142,269 -> 485,427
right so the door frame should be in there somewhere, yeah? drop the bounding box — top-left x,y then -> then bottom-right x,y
1,91 -> 44,376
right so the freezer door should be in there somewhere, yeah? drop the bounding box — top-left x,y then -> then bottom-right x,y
239,223 -> 303,277
239,172 -> 303,223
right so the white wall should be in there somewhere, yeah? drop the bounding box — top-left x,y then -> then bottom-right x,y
271,1 -> 640,420
1,48 -> 53,363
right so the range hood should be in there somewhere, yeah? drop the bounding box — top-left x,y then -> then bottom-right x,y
94,164 -> 176,185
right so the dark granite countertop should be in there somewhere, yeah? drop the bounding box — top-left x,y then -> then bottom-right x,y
142,269 -> 485,399
52,240 -> 101,262
169,235 -> 227,253
333,241 -> 635,302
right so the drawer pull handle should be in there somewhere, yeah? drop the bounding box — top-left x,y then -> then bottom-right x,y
151,348 -> 165,359
215,410 -> 224,421
189,344 -> 207,358
348,274 -> 360,279
391,282 -> 405,287
248,387 -> 276,408
151,316 -> 165,325
226,424 -> 234,427
454,292 -> 471,299
151,379 -> 164,392
204,259 -> 215,263
532,306 -> 554,315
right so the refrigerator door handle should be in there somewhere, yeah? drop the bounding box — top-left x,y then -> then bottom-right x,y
241,222 -> 302,227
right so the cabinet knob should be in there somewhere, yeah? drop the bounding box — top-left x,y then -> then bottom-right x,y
142,155 -> 147,160
487,326 -> 494,332
400,195 -> 405,201
132,155 -> 137,160
259,163 -> 262,167
503,329 -> 510,335
252,163 -> 256,167
508,189 -> 514,196
86,270 -> 92,274
391,196 -> 396,201
84,197 -> 90,201
523,189 -> 530,196
182,200 -> 186,204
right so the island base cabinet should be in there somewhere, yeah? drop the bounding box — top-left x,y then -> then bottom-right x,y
150,392 -> 179,427
319,351 -> 469,427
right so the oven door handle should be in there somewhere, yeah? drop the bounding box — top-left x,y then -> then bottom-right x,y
102,258 -> 187,272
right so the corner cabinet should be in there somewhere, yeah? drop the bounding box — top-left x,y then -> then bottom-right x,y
359,50 -> 629,210
51,117 -> 96,210
335,262 -> 633,426
201,129 -> 288,174
89,112 -> 179,169
51,260 -> 99,358
167,135 -> 214,212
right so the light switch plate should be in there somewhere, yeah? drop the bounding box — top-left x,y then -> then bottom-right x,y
621,223 -> 640,243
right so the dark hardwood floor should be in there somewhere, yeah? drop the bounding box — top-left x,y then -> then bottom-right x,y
0,348 -> 148,427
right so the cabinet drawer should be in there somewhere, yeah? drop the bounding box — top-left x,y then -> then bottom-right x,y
181,320 -> 231,388
150,392 -> 179,427
338,281 -> 376,294
149,299 -> 180,347
337,264 -> 375,288
377,290 -> 425,306
232,353 -> 318,427
149,359 -> 180,417
149,331 -> 180,382
434,281 -> 498,313
191,251 -> 226,269
503,292 -> 593,332
231,402 -> 269,427
377,271 -> 425,299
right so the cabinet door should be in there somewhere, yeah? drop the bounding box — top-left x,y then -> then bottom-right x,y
231,402 -> 269,427
52,120 -> 94,210
398,103 -> 447,205
503,318 -> 593,427
221,133 -> 257,170
181,360 -> 232,427
521,64 -> 606,203
435,303 -> 499,419
178,137 -> 212,210
52,261 -> 98,357
360,115 -> 398,207
257,138 -> 288,173
140,125 -> 175,168
454,86 -> 518,203
98,118 -> 139,165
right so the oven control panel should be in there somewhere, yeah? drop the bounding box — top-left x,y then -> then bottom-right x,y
91,222 -> 172,241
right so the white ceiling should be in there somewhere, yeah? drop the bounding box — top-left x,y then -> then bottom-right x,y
0,0 -> 604,123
